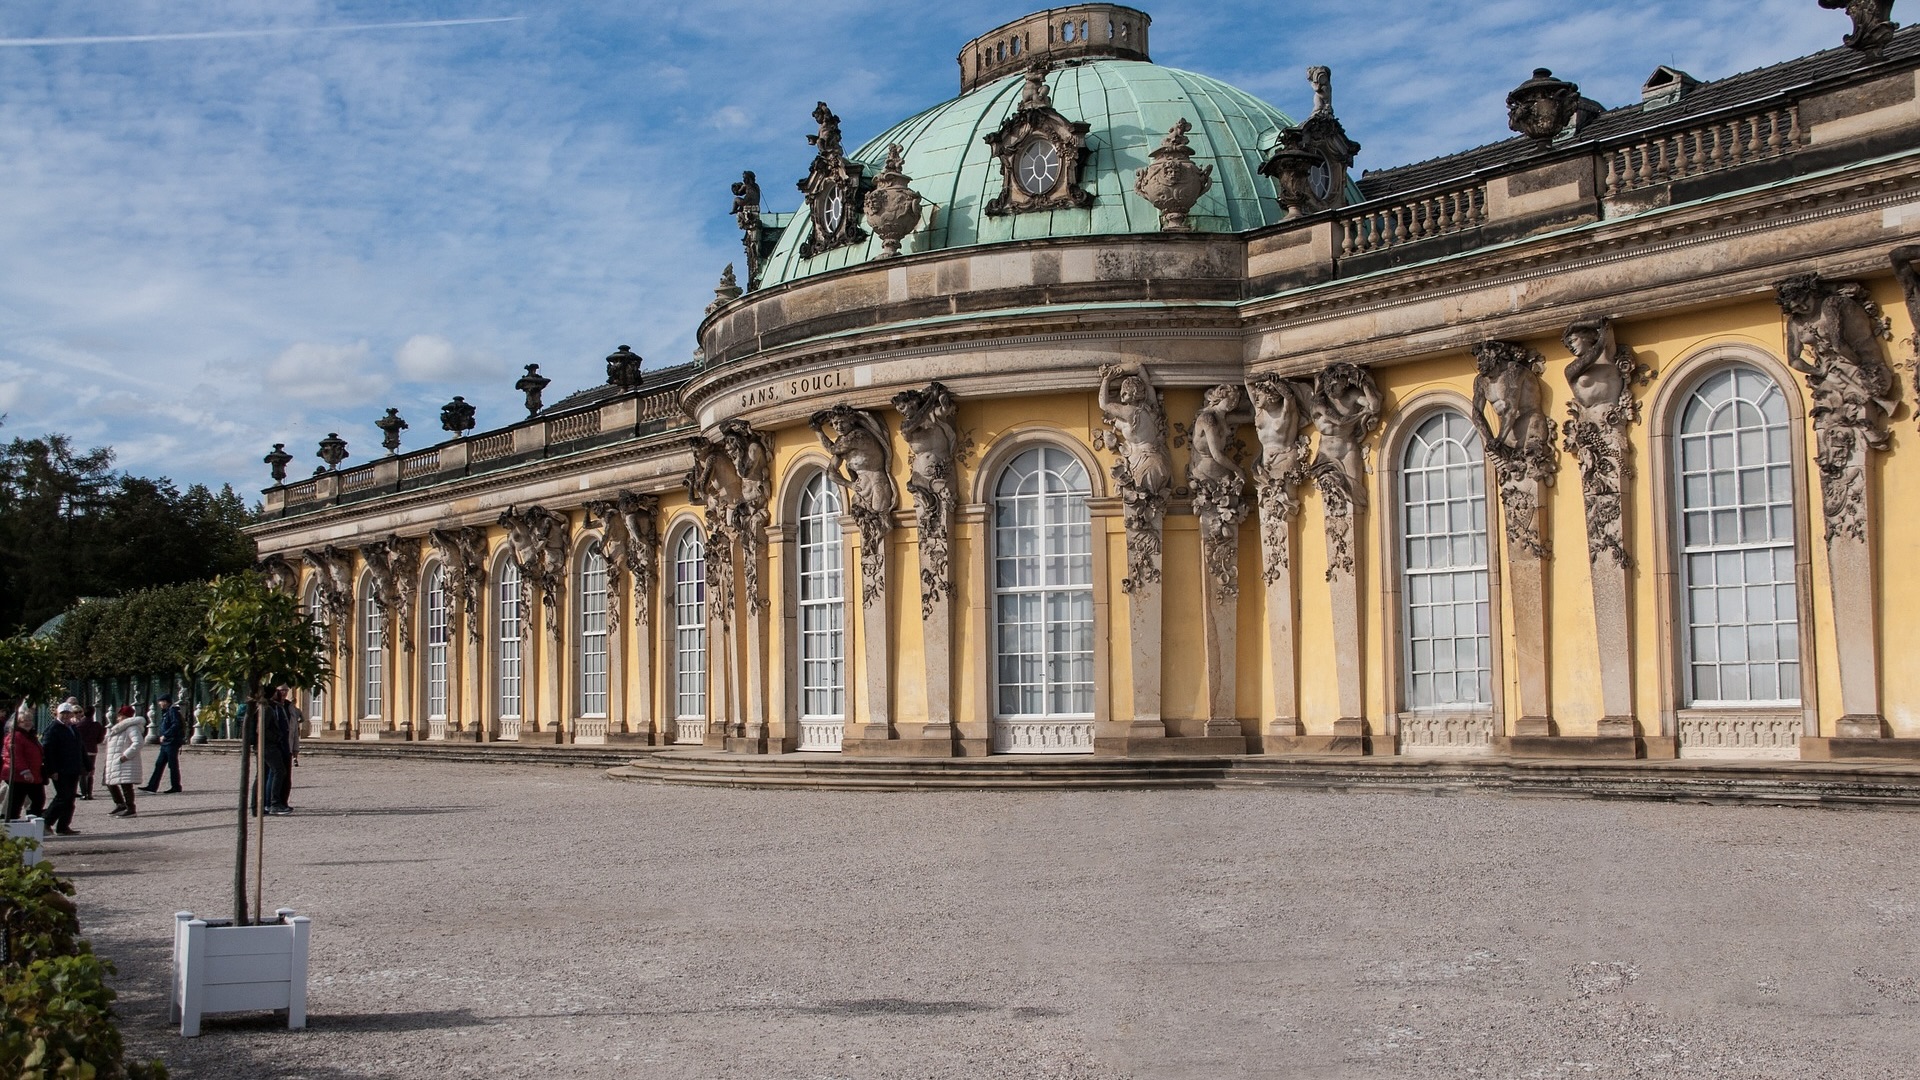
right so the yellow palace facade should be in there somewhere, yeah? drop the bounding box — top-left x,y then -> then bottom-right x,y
251,6 -> 1920,762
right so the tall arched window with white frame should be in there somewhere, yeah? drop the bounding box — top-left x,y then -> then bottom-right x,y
991,445 -> 1095,754
1675,365 -> 1800,705
424,566 -> 448,726
1400,409 -> 1493,711
304,584 -> 327,733
496,560 -> 523,725
361,588 -> 384,720
577,543 -> 609,718
795,473 -> 846,751
671,528 -> 707,744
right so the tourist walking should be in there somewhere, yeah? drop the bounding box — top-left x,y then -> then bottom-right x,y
2,710 -> 45,821
40,704 -> 88,835
103,706 -> 144,817
77,705 -> 105,800
141,694 -> 186,793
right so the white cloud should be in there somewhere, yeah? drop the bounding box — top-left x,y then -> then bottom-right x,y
265,341 -> 384,406
394,334 -> 462,381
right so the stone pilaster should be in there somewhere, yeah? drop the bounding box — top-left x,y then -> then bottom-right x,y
1502,490 -> 1553,738
1825,450 -> 1884,738
1261,524 -> 1300,743
842,516 -> 894,754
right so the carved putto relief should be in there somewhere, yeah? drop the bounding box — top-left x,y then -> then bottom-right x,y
1819,0 -> 1900,57
812,405 -> 898,607
1307,363 -> 1383,580
797,102 -> 868,259
259,555 -> 297,595
1777,272 -> 1899,540
302,546 -> 355,655
359,535 -> 420,652
427,526 -> 489,644
616,491 -> 660,628
984,62 -> 1096,217
1186,384 -> 1254,600
686,421 -> 773,621
892,381 -> 961,619
1133,118 -> 1213,232
1247,374 -> 1314,584
1561,318 -> 1654,568
1096,363 -> 1172,592
1260,66 -> 1362,220
1470,341 -> 1559,559
863,144 -> 926,258
498,506 -> 571,638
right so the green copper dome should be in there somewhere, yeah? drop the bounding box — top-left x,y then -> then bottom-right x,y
757,60 -> 1306,288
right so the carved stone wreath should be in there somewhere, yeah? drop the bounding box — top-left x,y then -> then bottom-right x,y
984,63 -> 1095,217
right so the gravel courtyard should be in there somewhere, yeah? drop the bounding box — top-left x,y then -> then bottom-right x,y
39,752 -> 1920,1079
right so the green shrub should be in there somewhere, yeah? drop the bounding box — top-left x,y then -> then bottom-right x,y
0,836 -> 167,1080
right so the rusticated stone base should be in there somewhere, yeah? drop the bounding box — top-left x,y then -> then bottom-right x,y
1639,736 -> 1679,760
1835,715 -> 1887,739
1800,736 -> 1920,762
724,735 -> 771,755
1095,734 -> 1246,758
1496,736 -> 1638,760
1513,716 -> 1554,738
843,736 -> 956,758
1595,717 -> 1635,738
1260,734 -> 1371,757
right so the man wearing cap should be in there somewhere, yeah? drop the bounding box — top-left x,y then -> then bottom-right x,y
140,694 -> 186,794
41,704 -> 88,835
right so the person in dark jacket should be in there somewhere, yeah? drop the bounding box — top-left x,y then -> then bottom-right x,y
245,694 -> 295,815
77,706 -> 106,800
140,695 -> 186,793
40,704 -> 88,835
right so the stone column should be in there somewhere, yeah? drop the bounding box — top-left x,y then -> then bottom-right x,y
1321,485 -> 1368,739
1261,524 -> 1300,742
960,504 -> 993,756
915,505 -> 956,746
629,568 -> 657,744
1124,519 -> 1167,742
844,515 -> 893,752
1502,512 -> 1554,738
542,585 -> 565,745
446,606 -> 466,741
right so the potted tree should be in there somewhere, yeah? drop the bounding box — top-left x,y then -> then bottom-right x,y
0,635 -> 59,864
169,572 -> 331,1036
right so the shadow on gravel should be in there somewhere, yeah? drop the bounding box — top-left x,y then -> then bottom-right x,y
800,998 -> 1019,1018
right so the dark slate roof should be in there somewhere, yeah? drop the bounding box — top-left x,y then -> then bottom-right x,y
537,359 -> 702,417
1357,24 -> 1920,201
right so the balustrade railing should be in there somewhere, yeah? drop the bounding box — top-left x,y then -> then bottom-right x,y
285,480 -> 319,505
469,431 -> 514,464
548,410 -> 601,444
1604,103 -> 1802,197
399,451 -> 440,480
639,391 -> 693,426
338,466 -> 379,494
1339,182 -> 1488,257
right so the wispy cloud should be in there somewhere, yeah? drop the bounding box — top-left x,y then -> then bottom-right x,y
0,16 -> 525,47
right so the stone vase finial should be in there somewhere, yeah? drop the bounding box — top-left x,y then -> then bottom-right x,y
708,264 -> 743,313
316,433 -> 349,470
1819,0 -> 1899,58
263,443 -> 292,483
864,144 -> 926,258
1134,118 -> 1214,232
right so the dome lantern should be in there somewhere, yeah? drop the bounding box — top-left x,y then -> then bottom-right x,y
959,5 -> 1151,94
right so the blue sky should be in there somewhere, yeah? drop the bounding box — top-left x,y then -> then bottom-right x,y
0,0 -> 1837,494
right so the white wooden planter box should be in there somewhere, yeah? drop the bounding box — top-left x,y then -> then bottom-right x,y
5,816 -> 44,865
170,909 -> 310,1037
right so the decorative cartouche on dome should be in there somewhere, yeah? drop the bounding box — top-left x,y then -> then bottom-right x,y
959,5 -> 1151,93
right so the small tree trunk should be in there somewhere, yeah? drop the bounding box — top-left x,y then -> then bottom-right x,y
233,683 -> 258,925
253,700 -> 267,922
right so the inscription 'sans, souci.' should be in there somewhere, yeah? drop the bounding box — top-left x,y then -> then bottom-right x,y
738,369 -> 850,409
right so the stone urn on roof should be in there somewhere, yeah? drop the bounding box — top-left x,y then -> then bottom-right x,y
863,144 -> 926,257
1134,118 -> 1213,232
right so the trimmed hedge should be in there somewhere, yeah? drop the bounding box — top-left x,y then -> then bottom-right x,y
0,835 -> 167,1079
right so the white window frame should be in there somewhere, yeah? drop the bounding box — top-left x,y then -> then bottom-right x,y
1399,409 -> 1494,711
992,446 -> 1095,725
671,528 -> 708,731
795,474 -> 846,750
361,588 -> 384,719
424,566 -> 448,720
496,560 -> 523,720
577,543 -> 609,717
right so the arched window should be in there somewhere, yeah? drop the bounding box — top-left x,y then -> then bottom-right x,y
992,445 -> 1094,753
424,566 -> 448,722
671,528 -> 707,743
361,587 -> 383,719
796,473 -> 846,751
577,542 -> 609,717
496,560 -> 523,722
1675,365 -> 1800,705
304,585 -> 326,730
1400,410 -> 1492,710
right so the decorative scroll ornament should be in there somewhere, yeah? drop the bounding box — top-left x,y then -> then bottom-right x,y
1306,363 -> 1383,580
863,144 -> 926,258
730,170 -> 773,290
1505,68 -> 1602,143
892,381 -> 961,619
427,526 -> 489,644
440,396 -> 476,437
498,506 -> 571,638
1777,272 -> 1899,541
301,546 -> 355,655
797,102 -> 868,258
812,405 -> 899,608
1562,318 -> 1655,568
1134,118 -> 1213,232
1096,363 -> 1173,592
263,444 -> 292,484
1819,0 -> 1900,57
1186,385 -> 1253,600
259,555 -> 297,595
1260,67 -> 1361,219
1247,374 -> 1314,584
984,62 -> 1095,217
1471,341 -> 1560,559
375,408 -> 408,455
616,491 -> 659,629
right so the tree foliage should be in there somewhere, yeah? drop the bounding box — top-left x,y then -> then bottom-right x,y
49,584 -> 213,682
0,635 -> 60,716
197,572 -> 331,701
0,423 -> 257,635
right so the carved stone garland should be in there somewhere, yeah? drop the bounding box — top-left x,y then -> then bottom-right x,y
1096,363 -> 1173,592
427,526 -> 488,645
796,102 -> 867,259
1248,375 -> 1314,584
301,546 -> 355,659
984,62 -> 1096,217
1470,341 -> 1559,559
811,404 -> 898,607
1561,318 -> 1655,569
498,506 -> 570,639
1778,272 -> 1898,542
1186,385 -> 1253,601
892,382 -> 961,619
1306,362 -> 1382,582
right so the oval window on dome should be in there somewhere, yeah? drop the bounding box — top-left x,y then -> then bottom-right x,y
824,190 -> 844,232
1017,138 -> 1062,196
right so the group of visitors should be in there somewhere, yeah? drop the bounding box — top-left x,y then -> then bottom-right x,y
1,693 -> 202,830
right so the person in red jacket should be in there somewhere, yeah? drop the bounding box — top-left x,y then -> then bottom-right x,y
3,709 -> 46,821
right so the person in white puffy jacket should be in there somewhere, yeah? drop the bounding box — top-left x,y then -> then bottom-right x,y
103,706 -> 145,817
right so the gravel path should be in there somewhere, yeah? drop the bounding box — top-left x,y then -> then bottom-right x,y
38,752 -> 1920,1079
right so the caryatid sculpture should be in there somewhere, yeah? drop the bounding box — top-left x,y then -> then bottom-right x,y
1186,385 -> 1254,599
498,506 -> 570,637
364,535 -> 420,652
259,555 -> 297,595
427,526 -> 489,643
585,498 -> 632,627
1562,318 -> 1653,568
615,491 -> 659,628
1098,363 -> 1173,592
302,546 -> 355,655
891,381 -> 961,618
1247,374 -> 1314,583
718,419 -> 773,617
1777,271 -> 1899,540
1471,341 -> 1559,559
1307,362 -> 1383,579
812,405 -> 898,607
